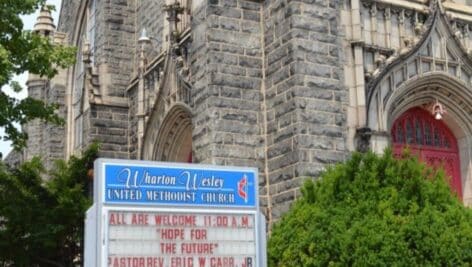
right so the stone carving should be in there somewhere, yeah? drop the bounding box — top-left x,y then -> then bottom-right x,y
356,127 -> 372,153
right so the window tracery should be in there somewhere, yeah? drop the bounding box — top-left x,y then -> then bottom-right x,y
392,108 -> 457,151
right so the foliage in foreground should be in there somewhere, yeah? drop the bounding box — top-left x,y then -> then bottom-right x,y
0,144 -> 98,266
268,149 -> 472,266
0,0 -> 75,153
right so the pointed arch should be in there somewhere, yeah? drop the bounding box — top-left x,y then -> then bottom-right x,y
381,73 -> 472,136
366,0 -> 472,132
141,51 -> 193,161
364,1 -> 472,205
369,72 -> 472,205
65,0 -> 90,156
152,104 -> 193,162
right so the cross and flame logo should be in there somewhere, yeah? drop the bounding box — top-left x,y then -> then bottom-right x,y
237,174 -> 248,203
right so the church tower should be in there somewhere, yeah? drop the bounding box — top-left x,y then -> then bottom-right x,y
22,6 -> 67,171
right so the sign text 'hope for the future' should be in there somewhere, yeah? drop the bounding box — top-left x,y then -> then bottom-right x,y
108,211 -> 256,267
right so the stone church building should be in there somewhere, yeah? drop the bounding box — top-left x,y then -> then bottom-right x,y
6,0 -> 472,224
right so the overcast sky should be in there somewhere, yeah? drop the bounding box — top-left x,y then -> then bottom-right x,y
0,0 -> 62,158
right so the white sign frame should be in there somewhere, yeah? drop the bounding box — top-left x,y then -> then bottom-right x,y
85,158 -> 266,267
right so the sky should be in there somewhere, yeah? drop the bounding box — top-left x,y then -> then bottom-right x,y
0,0 -> 62,158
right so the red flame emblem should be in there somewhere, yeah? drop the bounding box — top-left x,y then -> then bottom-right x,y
237,175 -> 248,203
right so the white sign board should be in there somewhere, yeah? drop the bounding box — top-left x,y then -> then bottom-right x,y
85,159 -> 266,267
108,211 -> 256,267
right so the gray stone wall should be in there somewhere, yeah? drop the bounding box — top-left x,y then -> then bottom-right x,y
24,79 -> 46,162
190,0 -> 267,213
263,0 -> 347,220
137,0 -> 165,59
21,76 -> 67,171
26,0 -> 348,224
93,0 -> 136,97
127,84 -> 139,159
41,82 -> 67,169
57,0 -> 80,34
86,103 -> 129,159
186,0 -> 347,223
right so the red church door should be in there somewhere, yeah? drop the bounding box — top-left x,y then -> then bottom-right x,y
391,107 -> 462,198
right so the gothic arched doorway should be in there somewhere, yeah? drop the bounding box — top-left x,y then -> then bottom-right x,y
391,107 -> 462,198
153,105 -> 193,163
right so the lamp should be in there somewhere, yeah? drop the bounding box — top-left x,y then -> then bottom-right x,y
137,28 -> 154,72
431,99 -> 446,120
138,28 -> 151,46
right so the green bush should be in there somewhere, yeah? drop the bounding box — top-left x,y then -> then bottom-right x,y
268,149 -> 472,266
0,144 -> 98,266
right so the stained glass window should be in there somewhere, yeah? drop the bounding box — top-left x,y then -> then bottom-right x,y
424,123 -> 432,145
415,119 -> 423,145
391,107 -> 456,151
396,126 -> 404,143
433,127 -> 441,147
406,119 -> 413,144
444,137 -> 450,148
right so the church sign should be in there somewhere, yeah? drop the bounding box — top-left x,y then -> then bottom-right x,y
85,159 -> 266,267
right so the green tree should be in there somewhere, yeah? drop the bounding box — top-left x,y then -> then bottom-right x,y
0,144 -> 98,266
268,149 -> 472,266
0,0 -> 75,153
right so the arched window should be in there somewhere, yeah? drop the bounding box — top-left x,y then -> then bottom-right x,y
392,107 -> 457,151
391,107 -> 462,198
72,22 -> 86,149
71,1 -> 96,152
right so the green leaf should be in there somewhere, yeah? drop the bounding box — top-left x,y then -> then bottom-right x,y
0,144 -> 98,265
0,0 -> 75,149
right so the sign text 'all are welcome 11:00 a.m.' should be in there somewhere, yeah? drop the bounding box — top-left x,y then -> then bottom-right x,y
85,159 -> 266,267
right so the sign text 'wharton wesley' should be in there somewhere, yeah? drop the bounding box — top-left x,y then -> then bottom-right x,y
104,164 -> 256,208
